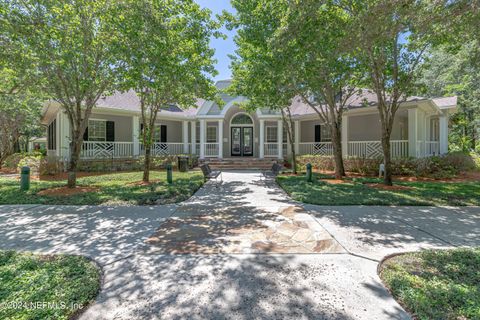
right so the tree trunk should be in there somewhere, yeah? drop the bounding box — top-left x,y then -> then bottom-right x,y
290,147 -> 297,174
67,140 -> 82,188
331,125 -> 345,179
381,133 -> 393,186
143,145 -> 151,182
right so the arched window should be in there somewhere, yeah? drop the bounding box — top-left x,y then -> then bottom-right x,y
231,113 -> 253,125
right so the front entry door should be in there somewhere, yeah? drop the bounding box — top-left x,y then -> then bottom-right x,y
231,127 -> 253,156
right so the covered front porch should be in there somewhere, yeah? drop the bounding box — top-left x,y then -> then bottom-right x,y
291,107 -> 447,159
46,105 -> 448,161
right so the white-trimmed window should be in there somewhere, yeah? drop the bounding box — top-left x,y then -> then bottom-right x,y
207,126 -> 217,143
88,119 -> 106,141
320,125 -> 331,141
154,126 -> 162,142
266,126 -> 277,143
315,124 -> 331,142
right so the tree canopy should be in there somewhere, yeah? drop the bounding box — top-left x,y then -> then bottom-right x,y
115,0 -> 220,182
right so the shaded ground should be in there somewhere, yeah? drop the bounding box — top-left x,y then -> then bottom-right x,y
0,171 -> 479,319
312,169 -> 480,183
0,250 -> 100,320
37,186 -> 99,196
147,205 -> 344,254
0,170 -> 203,205
277,173 -> 480,206
379,248 -> 480,320
303,205 -> 480,261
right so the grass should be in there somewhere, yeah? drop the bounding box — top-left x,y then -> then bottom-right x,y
0,170 -> 204,205
379,248 -> 480,320
0,250 -> 101,320
276,173 -> 480,206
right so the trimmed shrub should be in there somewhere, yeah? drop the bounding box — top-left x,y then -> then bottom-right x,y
2,152 -> 48,175
296,152 -> 478,178
76,154 -> 200,172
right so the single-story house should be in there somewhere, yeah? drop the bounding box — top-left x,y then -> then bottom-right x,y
41,79 -> 457,161
28,137 -> 47,152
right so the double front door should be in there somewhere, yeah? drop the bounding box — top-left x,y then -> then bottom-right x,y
231,127 -> 253,156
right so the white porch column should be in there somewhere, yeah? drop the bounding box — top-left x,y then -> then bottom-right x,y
277,119 -> 283,159
408,108 -> 418,157
294,120 -> 300,155
342,115 -> 349,157
59,111 -> 70,158
425,115 -> 431,141
190,121 -> 196,154
439,113 -> 449,154
286,129 -> 292,157
259,119 -> 265,158
199,119 -> 205,159
182,121 -> 189,154
56,111 -> 70,158
218,119 -> 223,158
132,115 -> 140,157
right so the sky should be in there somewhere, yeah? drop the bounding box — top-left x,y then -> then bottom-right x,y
194,0 -> 237,81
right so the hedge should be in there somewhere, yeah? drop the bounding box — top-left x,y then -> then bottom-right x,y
295,152 -> 478,178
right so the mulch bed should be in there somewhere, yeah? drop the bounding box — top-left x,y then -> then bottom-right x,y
36,172 -> 118,181
37,186 -> 99,197
0,168 -> 17,174
310,169 -> 480,183
323,179 -> 351,185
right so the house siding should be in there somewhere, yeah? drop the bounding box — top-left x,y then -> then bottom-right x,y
347,113 -> 408,141
154,119 -> 183,143
89,113 -> 133,142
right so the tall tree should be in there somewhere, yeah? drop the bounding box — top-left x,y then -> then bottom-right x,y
347,1 -> 438,185
274,0 -> 363,179
0,2 -> 38,95
227,0 -> 300,173
115,0 -> 219,182
5,0 -> 120,188
0,94 -> 43,167
418,41 -> 480,152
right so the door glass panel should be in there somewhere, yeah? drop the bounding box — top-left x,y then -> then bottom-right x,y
243,127 -> 253,155
232,127 -> 241,156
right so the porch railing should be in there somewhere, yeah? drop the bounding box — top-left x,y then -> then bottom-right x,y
81,141 -> 133,159
425,141 -> 440,156
264,143 -> 278,157
299,142 -> 334,156
390,140 -> 409,158
205,143 -> 219,157
347,140 -> 408,158
139,143 -> 185,156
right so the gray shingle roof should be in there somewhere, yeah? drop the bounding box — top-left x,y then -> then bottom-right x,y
94,84 -> 456,117
96,90 -> 203,117
288,90 -> 432,116
432,96 -> 457,109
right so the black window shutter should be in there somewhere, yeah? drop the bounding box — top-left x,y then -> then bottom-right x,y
314,125 -> 321,143
83,126 -> 89,141
106,121 -> 115,141
160,125 -> 167,143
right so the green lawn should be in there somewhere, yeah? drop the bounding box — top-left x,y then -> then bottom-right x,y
277,173 -> 480,206
0,250 -> 100,320
0,170 -> 204,205
379,248 -> 480,320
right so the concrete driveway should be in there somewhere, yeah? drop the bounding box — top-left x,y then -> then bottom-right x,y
0,171 -> 479,319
